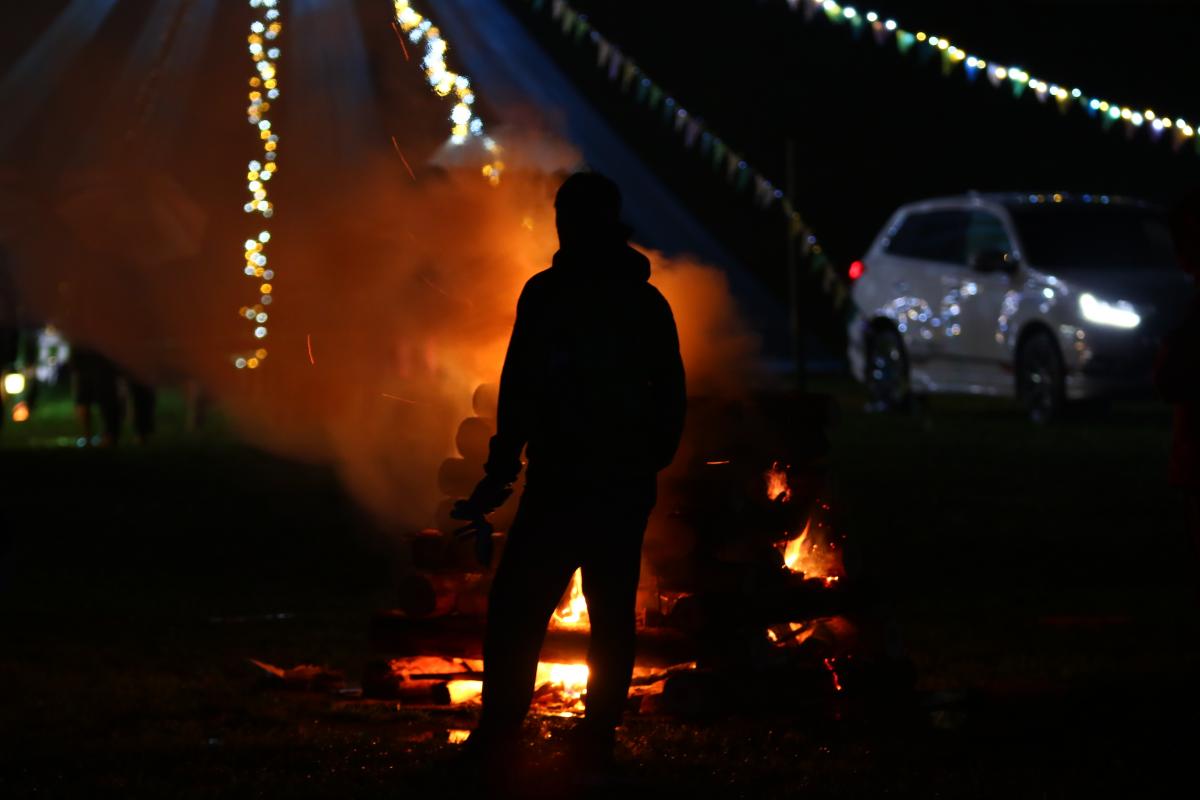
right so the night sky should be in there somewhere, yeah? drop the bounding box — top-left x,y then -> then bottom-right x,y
544,0 -> 1200,266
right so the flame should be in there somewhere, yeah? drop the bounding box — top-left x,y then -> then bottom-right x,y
551,568 -> 589,629
445,679 -> 483,704
767,620 -> 817,647
780,519 -> 811,572
765,461 -> 791,502
777,515 -> 844,586
447,729 -> 470,744
537,661 -> 589,701
12,401 -> 29,423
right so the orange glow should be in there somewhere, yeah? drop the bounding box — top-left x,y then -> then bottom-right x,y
765,461 -> 791,502
446,679 -> 483,704
536,661 -> 589,702
551,568 -> 589,629
11,401 -> 29,423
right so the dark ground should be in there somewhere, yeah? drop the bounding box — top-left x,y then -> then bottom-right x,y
1,382 -> 1196,798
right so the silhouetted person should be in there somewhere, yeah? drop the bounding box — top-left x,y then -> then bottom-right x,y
454,172 -> 686,772
70,345 -> 121,446
1156,190 -> 1200,589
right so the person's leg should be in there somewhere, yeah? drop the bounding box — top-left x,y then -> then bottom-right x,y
72,365 -> 94,444
578,487 -> 653,734
477,490 -> 580,738
129,381 -> 156,443
74,403 -> 92,442
96,360 -> 121,446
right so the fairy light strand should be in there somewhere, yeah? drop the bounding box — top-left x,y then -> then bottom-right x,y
391,1 -> 505,184
234,0 -> 282,370
794,0 -> 1197,150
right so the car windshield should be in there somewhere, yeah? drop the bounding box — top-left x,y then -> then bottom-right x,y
1007,204 -> 1177,270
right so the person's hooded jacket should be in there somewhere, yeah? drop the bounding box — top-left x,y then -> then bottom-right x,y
483,241 -> 686,489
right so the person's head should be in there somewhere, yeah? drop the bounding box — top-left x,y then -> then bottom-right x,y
554,171 -> 625,249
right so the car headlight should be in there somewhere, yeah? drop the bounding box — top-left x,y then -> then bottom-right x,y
1079,292 -> 1140,329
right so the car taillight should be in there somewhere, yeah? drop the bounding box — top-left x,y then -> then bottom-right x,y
848,260 -> 865,281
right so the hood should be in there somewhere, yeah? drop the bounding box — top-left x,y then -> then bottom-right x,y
550,241 -> 651,283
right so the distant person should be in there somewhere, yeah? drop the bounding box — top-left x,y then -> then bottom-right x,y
453,172 -> 686,775
124,371 -> 156,445
70,345 -> 121,446
1155,190 -> 1200,589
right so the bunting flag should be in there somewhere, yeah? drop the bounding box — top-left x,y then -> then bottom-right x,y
522,0 -> 851,312
786,0 -> 1197,155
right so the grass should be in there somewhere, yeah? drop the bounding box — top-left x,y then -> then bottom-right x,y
1,380 -> 1196,798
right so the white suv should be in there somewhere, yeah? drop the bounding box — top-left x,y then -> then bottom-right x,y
847,193 -> 1192,420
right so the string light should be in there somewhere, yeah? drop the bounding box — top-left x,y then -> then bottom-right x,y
797,0 -> 1194,154
235,0 -> 282,370
391,1 -> 504,185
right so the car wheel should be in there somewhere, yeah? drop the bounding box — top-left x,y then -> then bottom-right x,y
1017,330 -> 1065,424
866,326 -> 911,412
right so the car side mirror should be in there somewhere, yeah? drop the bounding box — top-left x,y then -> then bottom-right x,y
969,248 -> 1016,274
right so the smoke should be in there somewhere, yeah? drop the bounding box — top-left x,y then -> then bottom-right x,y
0,3 -> 760,531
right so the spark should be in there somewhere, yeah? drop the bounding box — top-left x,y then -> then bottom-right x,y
705,459 -> 731,465
391,135 -> 416,181
306,333 -> 315,365
382,393 -> 417,404
390,20 -> 410,60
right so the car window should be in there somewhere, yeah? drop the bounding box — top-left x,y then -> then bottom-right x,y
965,212 -> 1012,261
1007,205 -> 1177,270
885,210 -> 969,265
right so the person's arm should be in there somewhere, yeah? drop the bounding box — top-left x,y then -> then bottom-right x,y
484,283 -> 539,486
648,289 -> 686,472
452,284 -> 540,563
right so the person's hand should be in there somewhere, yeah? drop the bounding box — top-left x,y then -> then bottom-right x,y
449,476 -> 512,567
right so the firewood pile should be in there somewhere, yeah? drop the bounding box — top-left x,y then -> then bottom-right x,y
367,389 -> 914,713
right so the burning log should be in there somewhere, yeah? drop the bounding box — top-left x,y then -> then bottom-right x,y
663,579 -> 860,632
455,416 -> 494,462
362,661 -> 456,703
370,613 -> 697,668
